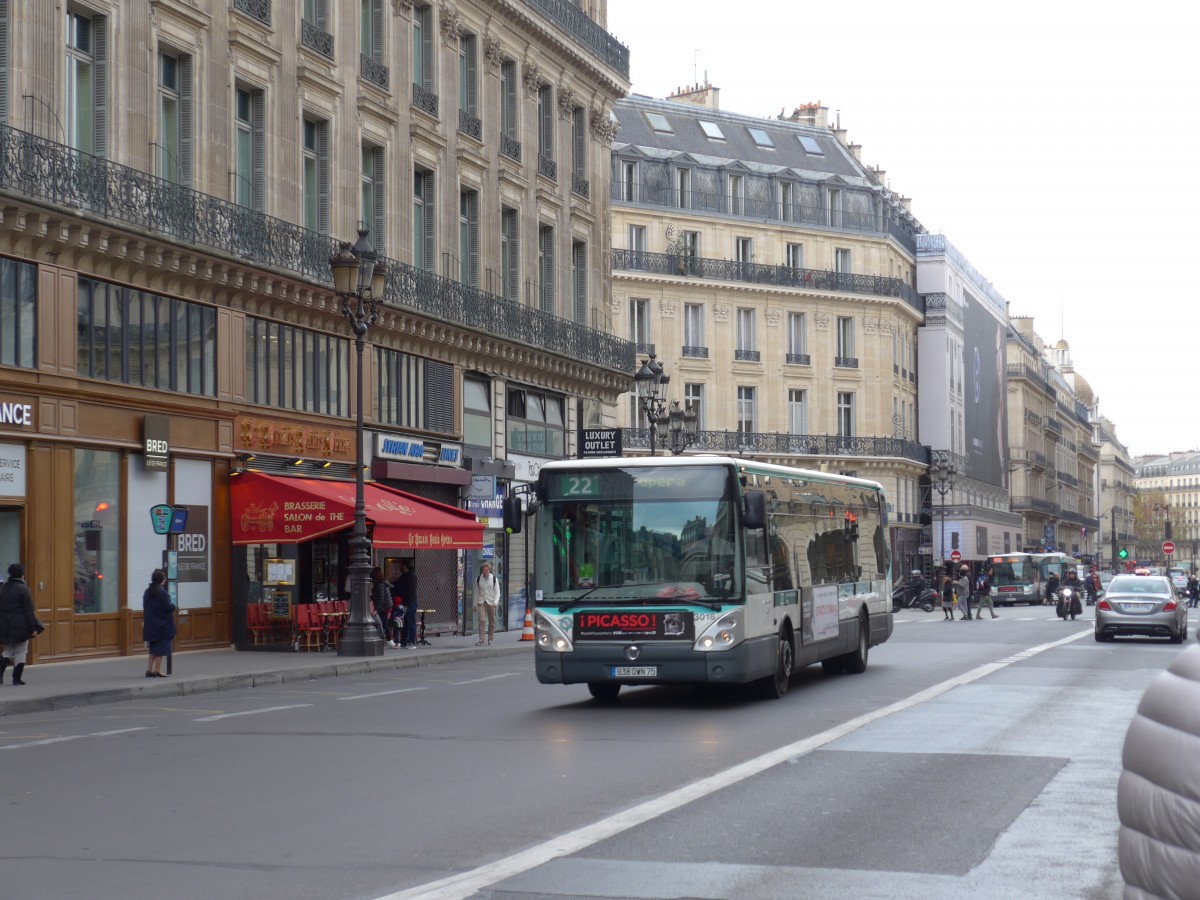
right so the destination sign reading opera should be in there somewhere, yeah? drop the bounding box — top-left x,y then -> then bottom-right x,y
547,466 -> 730,502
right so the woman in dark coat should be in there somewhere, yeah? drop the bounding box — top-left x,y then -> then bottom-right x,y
0,562 -> 40,685
142,569 -> 175,678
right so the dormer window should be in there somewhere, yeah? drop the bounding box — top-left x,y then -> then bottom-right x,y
747,127 -> 774,148
645,112 -> 673,133
699,120 -> 725,140
798,135 -> 823,155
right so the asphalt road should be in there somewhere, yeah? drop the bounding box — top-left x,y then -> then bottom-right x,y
3,607 -> 1194,900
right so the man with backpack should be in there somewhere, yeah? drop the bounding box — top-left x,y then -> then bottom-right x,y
974,566 -> 998,619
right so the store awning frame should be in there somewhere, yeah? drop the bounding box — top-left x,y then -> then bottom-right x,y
231,472 -> 484,549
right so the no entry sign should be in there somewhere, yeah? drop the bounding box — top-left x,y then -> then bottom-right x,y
1163,540 -> 1176,555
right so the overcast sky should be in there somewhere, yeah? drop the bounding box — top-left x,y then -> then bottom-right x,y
606,0 -> 1195,458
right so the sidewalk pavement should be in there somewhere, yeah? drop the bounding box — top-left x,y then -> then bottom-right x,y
0,632 -> 533,718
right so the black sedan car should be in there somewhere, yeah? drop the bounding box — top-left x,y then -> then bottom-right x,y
1094,574 -> 1189,643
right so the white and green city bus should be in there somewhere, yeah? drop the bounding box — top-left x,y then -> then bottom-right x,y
513,456 -> 893,702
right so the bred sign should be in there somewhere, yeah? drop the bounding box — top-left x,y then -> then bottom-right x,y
575,610 -> 694,641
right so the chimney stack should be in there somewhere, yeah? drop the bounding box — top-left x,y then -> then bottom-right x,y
668,80 -> 720,111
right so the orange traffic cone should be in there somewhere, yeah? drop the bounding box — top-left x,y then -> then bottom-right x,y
520,610 -> 535,641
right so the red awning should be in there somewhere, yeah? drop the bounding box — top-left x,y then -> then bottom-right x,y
231,472 -> 483,549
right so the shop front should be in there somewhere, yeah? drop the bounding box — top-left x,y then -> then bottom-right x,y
229,470 -> 483,650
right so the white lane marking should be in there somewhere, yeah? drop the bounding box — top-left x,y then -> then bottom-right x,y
1,726 -> 148,751
337,687 -> 428,702
441,673 -> 521,686
193,704 -> 311,722
377,627 -> 1093,900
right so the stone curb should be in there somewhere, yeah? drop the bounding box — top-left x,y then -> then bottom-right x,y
0,643 -> 531,718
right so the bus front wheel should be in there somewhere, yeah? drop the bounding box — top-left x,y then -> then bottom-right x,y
587,682 -> 621,703
758,626 -> 794,699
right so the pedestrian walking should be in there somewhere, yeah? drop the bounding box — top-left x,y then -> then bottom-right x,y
0,563 -> 42,686
393,559 -> 418,649
941,572 -> 955,620
142,569 -> 175,678
1187,573 -> 1199,609
473,561 -> 500,645
370,566 -> 390,640
975,566 -> 998,619
956,565 -> 973,620
1117,638 -> 1200,898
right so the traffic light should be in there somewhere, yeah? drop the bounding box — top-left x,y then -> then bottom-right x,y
1118,547 -> 1129,560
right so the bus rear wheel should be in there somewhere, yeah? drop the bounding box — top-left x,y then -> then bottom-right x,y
842,613 -> 870,674
759,626 -> 794,699
587,682 -> 621,703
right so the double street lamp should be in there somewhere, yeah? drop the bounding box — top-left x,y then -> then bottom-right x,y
330,227 -> 387,657
634,354 -> 698,456
930,458 -> 957,571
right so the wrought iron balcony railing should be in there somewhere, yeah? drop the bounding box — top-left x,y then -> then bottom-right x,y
500,134 -> 521,162
572,172 -> 590,198
612,180 -> 919,254
458,110 -> 482,141
786,353 -> 810,365
0,124 -> 634,373
360,54 -> 389,90
1010,496 -> 1059,515
234,0 -> 271,25
538,153 -> 558,181
1006,362 -> 1057,399
412,84 -> 438,117
835,356 -> 858,368
1046,417 -> 1063,434
621,428 -> 929,464
734,349 -> 760,362
521,0 -> 629,79
612,248 -> 922,312
682,345 -> 709,359
301,20 -> 334,60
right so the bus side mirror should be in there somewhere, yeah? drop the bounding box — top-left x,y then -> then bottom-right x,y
743,490 -> 766,530
502,495 -> 523,534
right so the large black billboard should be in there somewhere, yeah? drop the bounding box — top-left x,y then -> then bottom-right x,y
963,291 -> 1007,486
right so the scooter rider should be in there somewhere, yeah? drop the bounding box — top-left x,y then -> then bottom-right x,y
904,569 -> 928,603
1059,568 -> 1085,621
1044,571 -> 1061,606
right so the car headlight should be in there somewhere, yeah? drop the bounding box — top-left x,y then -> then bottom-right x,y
534,609 -> 574,653
693,611 -> 742,652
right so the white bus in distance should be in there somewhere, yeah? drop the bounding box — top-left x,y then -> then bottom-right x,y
512,456 -> 893,702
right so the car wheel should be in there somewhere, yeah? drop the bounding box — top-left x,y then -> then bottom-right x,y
587,682 -> 621,703
1094,631 -> 1105,642
1169,628 -> 1184,644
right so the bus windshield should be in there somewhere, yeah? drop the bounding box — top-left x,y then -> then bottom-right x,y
990,556 -> 1037,588
533,464 -> 741,603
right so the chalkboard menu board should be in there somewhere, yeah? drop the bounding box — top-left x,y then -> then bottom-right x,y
270,590 -> 291,619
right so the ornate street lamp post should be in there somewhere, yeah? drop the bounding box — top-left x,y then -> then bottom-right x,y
330,227 -> 387,657
633,356 -> 698,457
930,458 -> 957,572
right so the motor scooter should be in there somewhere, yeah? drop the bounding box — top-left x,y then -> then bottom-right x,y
892,582 -> 937,613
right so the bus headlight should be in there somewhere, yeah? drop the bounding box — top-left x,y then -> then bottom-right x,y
534,609 -> 573,653
693,612 -> 742,652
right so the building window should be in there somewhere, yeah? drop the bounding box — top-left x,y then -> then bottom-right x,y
681,230 -> 699,273
302,117 -> 329,234
412,4 -> 433,94
572,240 -> 587,324
737,386 -> 756,434
729,174 -> 744,215
836,316 -> 855,358
507,388 -> 565,457
362,144 -> 385,254
628,224 -> 647,269
736,308 -> 756,352
786,242 -> 803,270
677,168 -> 691,208
834,248 -> 852,273
572,106 -> 587,179
361,0 -> 387,86
302,0 -> 334,59
779,181 -> 794,221
788,389 -> 808,435
786,311 -> 807,362
537,83 -> 554,162
629,298 -> 650,348
157,50 -> 192,185
0,0 -> 8,124
500,206 -> 518,300
683,303 -> 703,349
463,375 -> 492,453
0,258 -> 37,369
376,347 -> 455,433
78,278 -> 216,396
67,7 -> 107,156
73,449 -> 121,614
500,58 -> 518,143
829,188 -> 843,227
837,391 -> 855,437
234,86 -> 264,210
246,316 -> 349,415
458,33 -> 478,132
413,167 -> 435,271
620,160 -> 637,202
685,383 -> 705,431
458,188 -> 479,286
538,224 -> 555,313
